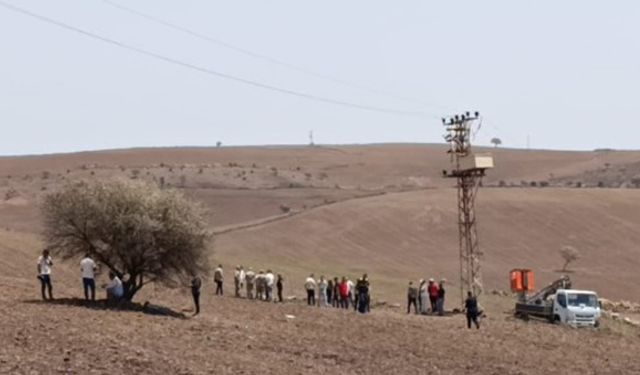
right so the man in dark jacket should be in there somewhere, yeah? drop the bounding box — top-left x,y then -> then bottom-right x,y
191,275 -> 202,315
436,279 -> 446,316
465,291 -> 480,329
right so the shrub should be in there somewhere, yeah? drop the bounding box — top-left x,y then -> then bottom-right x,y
41,180 -> 211,301
559,245 -> 579,272
4,188 -> 19,201
279,204 -> 291,213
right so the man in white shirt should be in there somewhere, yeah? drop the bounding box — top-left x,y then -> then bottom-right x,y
264,270 -> 275,301
106,272 -> 124,301
80,253 -> 97,301
234,265 -> 243,298
304,274 -> 317,306
37,249 -> 53,300
214,264 -> 224,296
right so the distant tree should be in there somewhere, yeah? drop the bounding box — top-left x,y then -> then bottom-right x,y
559,245 -> 579,272
216,141 -> 222,148
41,180 -> 211,301
490,137 -> 503,148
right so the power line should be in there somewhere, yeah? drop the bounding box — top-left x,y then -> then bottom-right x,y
102,0 -> 455,113
0,1 -> 438,117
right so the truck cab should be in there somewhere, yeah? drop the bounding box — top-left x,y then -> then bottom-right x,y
552,289 -> 601,327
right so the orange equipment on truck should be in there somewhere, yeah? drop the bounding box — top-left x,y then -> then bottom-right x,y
510,269 -> 535,298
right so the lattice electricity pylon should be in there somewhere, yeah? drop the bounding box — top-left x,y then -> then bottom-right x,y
442,111 -> 492,306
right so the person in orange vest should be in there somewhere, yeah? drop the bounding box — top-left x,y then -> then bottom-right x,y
427,278 -> 439,313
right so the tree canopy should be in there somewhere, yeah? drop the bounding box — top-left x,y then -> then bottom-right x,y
41,180 -> 211,300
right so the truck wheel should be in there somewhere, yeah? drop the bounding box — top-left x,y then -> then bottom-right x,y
594,320 -> 600,328
553,315 -> 561,324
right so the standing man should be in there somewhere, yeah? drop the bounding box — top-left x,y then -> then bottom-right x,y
214,264 -> 224,296
191,274 -> 202,315
347,277 -> 355,310
80,253 -> 97,301
356,274 -> 370,314
276,274 -> 284,303
305,274 -> 317,306
436,279 -> 446,316
332,277 -> 341,308
317,275 -> 328,307
465,291 -> 480,329
418,279 -> 428,315
407,281 -> 418,314
428,278 -> 439,313
245,267 -> 256,299
234,266 -> 242,297
37,249 -> 54,300
264,270 -> 275,301
339,277 -> 350,309
256,270 -> 265,300
326,278 -> 334,306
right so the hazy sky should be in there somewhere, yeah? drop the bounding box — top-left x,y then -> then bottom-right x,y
1,1 -> 638,155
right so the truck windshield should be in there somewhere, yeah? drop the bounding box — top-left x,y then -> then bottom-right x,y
567,293 -> 598,307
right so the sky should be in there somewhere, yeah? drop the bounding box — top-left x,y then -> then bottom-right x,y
1,0 -> 638,155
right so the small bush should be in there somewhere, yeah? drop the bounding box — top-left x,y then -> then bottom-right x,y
279,204 -> 291,213
4,188 -> 19,201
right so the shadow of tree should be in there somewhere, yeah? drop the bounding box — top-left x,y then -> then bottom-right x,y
22,298 -> 187,319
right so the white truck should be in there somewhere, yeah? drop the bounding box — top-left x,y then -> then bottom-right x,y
515,276 -> 601,327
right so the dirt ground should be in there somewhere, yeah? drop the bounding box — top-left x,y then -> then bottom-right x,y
1,280 -> 639,375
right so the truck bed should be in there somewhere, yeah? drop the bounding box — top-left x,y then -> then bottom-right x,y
515,302 -> 553,320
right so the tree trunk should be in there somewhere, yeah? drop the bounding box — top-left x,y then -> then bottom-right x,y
123,276 -> 141,301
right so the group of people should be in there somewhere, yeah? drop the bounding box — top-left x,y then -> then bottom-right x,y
190,264 -> 286,315
37,249 -> 125,302
304,273 -> 371,314
407,278 -> 446,316
36,251 -> 480,328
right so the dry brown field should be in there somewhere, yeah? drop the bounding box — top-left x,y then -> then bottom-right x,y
1,144 -> 639,374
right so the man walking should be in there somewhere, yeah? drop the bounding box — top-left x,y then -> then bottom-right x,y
407,281 -> 418,314
191,275 -> 202,315
80,253 -> 97,301
37,249 -> 54,300
214,264 -> 224,296
465,291 -> 480,329
305,274 -> 317,306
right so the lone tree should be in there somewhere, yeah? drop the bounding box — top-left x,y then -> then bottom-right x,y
490,137 -> 503,148
559,245 -> 579,272
41,180 -> 211,301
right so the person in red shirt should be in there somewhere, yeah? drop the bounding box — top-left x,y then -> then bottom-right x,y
339,277 -> 350,309
428,278 -> 439,313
